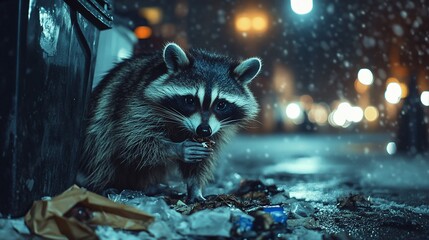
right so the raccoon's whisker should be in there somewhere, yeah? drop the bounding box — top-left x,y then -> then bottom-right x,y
151,105 -> 186,122
156,113 -> 183,122
220,119 -> 241,125
241,125 -> 259,129
219,117 -> 237,125
151,109 -> 184,122
247,118 -> 263,126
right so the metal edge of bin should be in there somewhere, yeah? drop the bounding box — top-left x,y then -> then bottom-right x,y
64,0 -> 113,30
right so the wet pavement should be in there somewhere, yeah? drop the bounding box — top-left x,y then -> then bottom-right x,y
218,133 -> 429,239
1,133 -> 429,239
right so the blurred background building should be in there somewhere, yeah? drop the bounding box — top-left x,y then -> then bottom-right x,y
94,0 -> 429,148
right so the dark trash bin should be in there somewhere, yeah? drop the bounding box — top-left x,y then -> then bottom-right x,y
0,0 -> 112,217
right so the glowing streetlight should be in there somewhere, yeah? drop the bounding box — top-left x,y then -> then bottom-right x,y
235,12 -> 268,33
252,16 -> 268,31
236,17 -> 252,32
291,0 -> 313,15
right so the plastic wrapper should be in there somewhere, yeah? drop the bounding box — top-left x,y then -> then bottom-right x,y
24,185 -> 154,240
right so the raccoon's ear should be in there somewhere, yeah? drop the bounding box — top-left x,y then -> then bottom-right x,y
233,57 -> 262,85
163,43 -> 190,73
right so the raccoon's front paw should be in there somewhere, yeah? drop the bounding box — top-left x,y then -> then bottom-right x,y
186,183 -> 206,203
186,194 -> 206,204
180,140 -> 213,163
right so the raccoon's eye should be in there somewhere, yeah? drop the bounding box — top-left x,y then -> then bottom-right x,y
184,96 -> 195,105
216,100 -> 228,111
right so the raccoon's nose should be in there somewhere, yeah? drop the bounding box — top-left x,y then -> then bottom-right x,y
196,124 -> 212,137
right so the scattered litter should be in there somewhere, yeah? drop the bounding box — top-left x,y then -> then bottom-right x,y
290,201 -> 316,218
5,176 -> 424,239
24,185 -> 154,239
262,205 -> 288,224
233,179 -> 284,197
250,210 -> 274,231
270,192 -> 290,205
188,207 -> 232,237
231,208 -> 254,234
337,194 -> 371,210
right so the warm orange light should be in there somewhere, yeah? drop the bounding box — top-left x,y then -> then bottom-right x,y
354,79 -> 369,94
252,16 -> 267,31
139,7 -> 162,24
386,77 -> 399,84
134,26 -> 152,39
235,12 -> 268,33
308,104 -> 329,125
236,17 -> 252,31
364,106 -> 379,122
399,83 -> 408,98
300,95 -> 313,110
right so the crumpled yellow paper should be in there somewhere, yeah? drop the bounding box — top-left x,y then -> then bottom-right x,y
24,185 -> 154,240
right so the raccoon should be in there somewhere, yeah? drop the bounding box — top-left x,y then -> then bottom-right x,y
79,43 -> 261,202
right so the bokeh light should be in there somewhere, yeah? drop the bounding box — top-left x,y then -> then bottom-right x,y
354,79 -> 369,94
421,91 -> 429,106
357,68 -> 374,85
134,26 -> 152,39
349,106 -> 364,123
300,95 -> 314,111
291,0 -> 313,15
236,13 -> 268,33
252,16 -> 268,32
236,17 -> 251,31
385,82 -> 402,104
139,7 -> 162,25
330,102 -> 349,127
286,103 -> 302,120
386,142 -> 397,155
386,77 -> 399,84
308,104 -> 329,125
399,83 -> 408,99
364,106 -> 379,122
328,102 -> 364,128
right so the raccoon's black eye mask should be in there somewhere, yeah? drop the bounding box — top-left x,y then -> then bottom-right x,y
212,99 -> 245,121
158,95 -> 196,116
184,95 -> 196,106
215,100 -> 228,111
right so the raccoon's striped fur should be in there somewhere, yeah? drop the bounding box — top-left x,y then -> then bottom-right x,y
79,43 -> 261,202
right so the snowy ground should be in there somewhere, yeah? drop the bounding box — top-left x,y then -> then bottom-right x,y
1,133 -> 429,239
220,133 -> 429,239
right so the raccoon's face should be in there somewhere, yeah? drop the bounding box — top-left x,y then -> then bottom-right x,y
145,43 -> 261,139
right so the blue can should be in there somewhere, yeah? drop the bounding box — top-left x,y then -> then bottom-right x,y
236,214 -> 254,232
263,206 -> 288,224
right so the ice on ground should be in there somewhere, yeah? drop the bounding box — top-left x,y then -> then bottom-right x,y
0,218 -> 29,239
